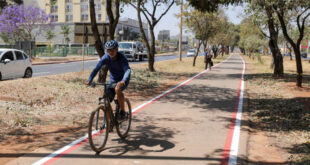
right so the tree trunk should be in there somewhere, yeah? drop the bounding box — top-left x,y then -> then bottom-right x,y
265,8 -> 283,77
148,27 -> 156,72
89,0 -> 108,83
293,46 -> 303,87
193,40 -> 202,67
275,9 -> 305,87
106,0 -> 120,40
136,0 -> 155,72
268,39 -> 283,77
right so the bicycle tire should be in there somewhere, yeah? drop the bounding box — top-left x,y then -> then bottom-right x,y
88,105 -> 109,152
116,98 -> 132,139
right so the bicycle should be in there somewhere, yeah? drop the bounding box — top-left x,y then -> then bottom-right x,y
88,82 -> 132,154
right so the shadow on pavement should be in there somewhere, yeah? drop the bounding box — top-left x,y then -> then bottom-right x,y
81,117 -> 177,155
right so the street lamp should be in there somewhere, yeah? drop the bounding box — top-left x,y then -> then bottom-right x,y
176,0 -> 183,61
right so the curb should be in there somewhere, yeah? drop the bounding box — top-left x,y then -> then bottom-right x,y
32,58 -> 98,65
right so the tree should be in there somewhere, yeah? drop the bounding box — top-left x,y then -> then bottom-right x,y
208,11 -> 231,58
187,0 -> 242,12
227,23 -> 240,53
59,24 -> 71,56
273,0 -> 309,87
106,0 -> 121,40
0,0 -> 23,9
46,30 -> 55,56
46,30 -> 55,44
247,1 -> 284,77
60,24 -> 71,45
129,0 -> 175,72
239,18 -> 265,58
183,8 -> 218,66
0,5 -> 50,58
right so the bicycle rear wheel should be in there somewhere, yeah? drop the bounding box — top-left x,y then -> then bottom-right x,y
88,105 -> 109,152
116,98 -> 132,139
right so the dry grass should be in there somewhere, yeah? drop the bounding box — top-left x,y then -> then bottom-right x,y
244,54 -> 310,164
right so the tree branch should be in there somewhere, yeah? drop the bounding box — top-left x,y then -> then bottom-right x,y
154,0 -> 175,26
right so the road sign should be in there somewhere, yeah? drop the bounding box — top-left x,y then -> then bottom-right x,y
301,40 -> 308,49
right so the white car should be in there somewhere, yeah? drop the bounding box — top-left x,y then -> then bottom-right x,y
187,49 -> 196,57
0,49 -> 33,80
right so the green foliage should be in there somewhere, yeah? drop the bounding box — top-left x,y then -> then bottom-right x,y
187,0 -> 242,12
60,24 -> 71,44
183,8 -> 219,41
239,17 -> 266,54
46,30 -> 55,42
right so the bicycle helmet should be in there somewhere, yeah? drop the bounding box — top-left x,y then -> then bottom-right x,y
105,40 -> 118,50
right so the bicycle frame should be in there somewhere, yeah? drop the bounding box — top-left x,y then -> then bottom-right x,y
94,83 -> 119,131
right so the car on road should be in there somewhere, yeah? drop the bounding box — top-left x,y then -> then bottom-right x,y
0,49 -> 32,80
118,41 -> 147,61
187,49 -> 196,57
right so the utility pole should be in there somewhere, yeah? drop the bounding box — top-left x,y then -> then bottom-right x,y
178,0 -> 183,61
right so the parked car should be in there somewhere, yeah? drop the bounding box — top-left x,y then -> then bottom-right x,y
301,52 -> 307,58
0,49 -> 32,80
187,49 -> 196,57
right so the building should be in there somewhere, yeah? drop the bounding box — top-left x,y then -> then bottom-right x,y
22,0 -> 108,45
24,0 -> 107,23
115,18 -> 149,41
158,30 -> 170,41
18,1 -> 148,46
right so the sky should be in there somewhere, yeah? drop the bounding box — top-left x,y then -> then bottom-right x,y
120,3 -> 245,39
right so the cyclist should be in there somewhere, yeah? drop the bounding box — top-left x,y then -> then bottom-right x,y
85,40 -> 131,120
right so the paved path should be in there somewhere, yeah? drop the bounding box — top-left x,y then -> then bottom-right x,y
7,54 -> 247,165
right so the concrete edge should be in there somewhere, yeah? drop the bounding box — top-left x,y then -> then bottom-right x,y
32,58 -> 98,65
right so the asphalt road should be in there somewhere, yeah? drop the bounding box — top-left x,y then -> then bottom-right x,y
8,54 -> 248,165
32,54 -> 201,77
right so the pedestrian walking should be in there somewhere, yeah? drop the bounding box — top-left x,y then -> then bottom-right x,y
204,48 -> 213,70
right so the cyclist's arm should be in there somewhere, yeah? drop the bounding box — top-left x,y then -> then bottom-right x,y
121,55 -> 131,82
88,56 -> 106,83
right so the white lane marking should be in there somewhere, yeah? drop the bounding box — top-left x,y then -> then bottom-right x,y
32,134 -> 88,165
228,55 -> 245,165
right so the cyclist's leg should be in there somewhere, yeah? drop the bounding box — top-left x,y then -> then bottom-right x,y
115,81 -> 129,112
209,60 -> 212,70
106,83 -> 116,102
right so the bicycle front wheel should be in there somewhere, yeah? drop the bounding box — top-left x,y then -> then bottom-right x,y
116,98 -> 132,139
88,105 -> 109,152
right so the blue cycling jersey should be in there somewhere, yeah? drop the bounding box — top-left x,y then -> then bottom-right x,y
88,52 -> 131,83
